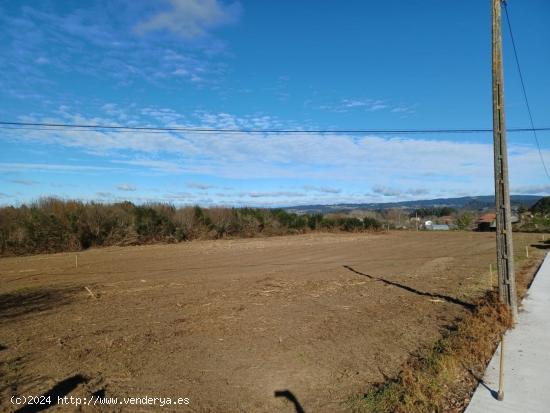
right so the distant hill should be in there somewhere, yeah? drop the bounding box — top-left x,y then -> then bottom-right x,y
284,195 -> 542,214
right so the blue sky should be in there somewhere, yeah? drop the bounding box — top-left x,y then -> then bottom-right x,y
1,0 -> 549,207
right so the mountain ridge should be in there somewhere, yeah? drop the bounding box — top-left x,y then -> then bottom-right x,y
283,195 -> 542,214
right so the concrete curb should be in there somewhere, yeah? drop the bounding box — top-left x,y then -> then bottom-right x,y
465,253 -> 550,412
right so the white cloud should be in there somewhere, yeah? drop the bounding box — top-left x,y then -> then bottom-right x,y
406,188 -> 430,196
511,184 -> 550,195
320,98 -> 401,113
0,162 -> 123,173
371,186 -> 431,198
164,191 -> 195,200
391,105 -> 416,114
35,56 -> 50,65
7,110 -> 550,202
373,186 -> 402,197
0,4 -> 229,94
136,0 -> 242,40
303,185 -> 342,194
96,192 -> 113,198
172,68 -> 188,76
116,183 -> 137,191
193,111 -> 283,130
247,191 -> 307,198
187,182 -> 215,189
342,99 -> 368,108
9,179 -> 39,186
112,159 -> 185,173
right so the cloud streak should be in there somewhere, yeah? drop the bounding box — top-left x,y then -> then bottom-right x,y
317,98 -> 416,115
0,162 -> 123,173
6,111 -> 549,190
0,1 -> 233,96
9,179 -> 39,186
136,0 -> 242,40
3,107 -> 550,206
187,182 -> 215,189
511,184 -> 550,195
116,183 -> 137,191
303,185 -> 342,194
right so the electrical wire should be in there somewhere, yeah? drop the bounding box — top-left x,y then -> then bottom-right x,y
503,1 -> 550,180
0,4 -> 547,146
1,121 -> 550,135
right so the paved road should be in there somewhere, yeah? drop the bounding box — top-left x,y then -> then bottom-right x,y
466,253 -> 550,412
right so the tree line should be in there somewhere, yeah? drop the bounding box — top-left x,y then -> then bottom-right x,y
409,207 -> 456,218
0,198 -> 382,256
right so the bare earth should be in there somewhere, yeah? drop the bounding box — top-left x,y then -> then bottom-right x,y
0,232 -> 511,412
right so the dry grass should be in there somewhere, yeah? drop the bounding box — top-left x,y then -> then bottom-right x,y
348,292 -> 511,412
349,232 -> 546,413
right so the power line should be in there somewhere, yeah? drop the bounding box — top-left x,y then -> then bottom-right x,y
503,1 -> 550,180
1,120 -> 550,135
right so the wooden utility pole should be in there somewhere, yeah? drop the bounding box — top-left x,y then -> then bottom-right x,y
492,0 -> 518,324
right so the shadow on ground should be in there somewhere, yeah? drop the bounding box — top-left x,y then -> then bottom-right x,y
465,367 -> 499,400
0,287 -> 77,322
531,242 -> 550,250
14,375 -> 88,413
343,265 -> 475,310
274,390 -> 305,413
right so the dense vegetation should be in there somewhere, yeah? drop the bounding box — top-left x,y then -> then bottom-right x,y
529,196 -> 550,215
0,198 -> 381,256
409,207 -> 456,218
511,197 -> 550,232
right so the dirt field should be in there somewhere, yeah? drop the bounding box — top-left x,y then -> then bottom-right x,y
0,231 -> 538,412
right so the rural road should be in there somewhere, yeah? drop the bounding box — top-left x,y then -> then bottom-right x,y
466,253 -> 550,413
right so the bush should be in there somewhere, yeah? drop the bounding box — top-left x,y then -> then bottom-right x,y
456,213 -> 474,230
363,217 -> 382,230
0,198 -> 382,256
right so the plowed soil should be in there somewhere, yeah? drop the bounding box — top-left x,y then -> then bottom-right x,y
1,231 -> 525,412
